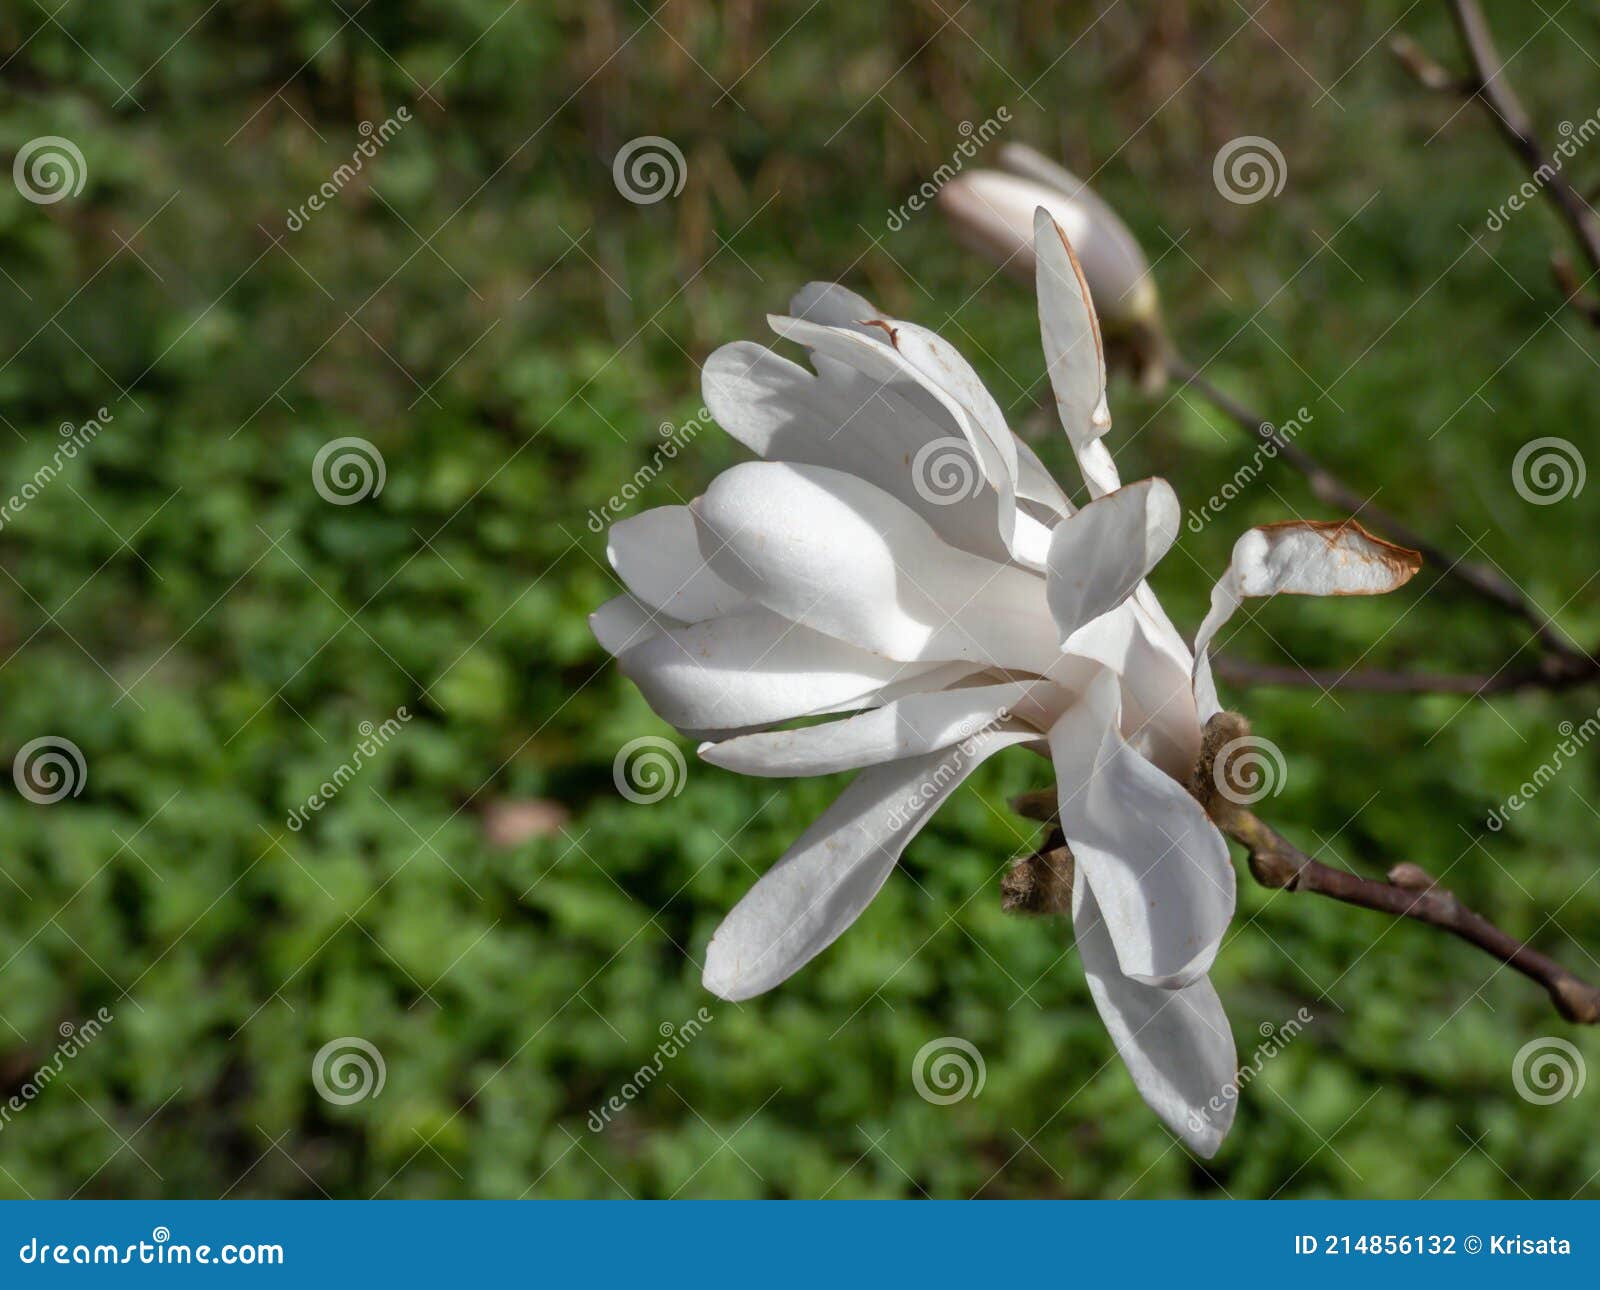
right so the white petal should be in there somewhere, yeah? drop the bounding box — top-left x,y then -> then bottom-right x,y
702,728 -> 1033,1000
701,341 -> 1013,563
617,607 -> 941,731
1073,873 -> 1237,1157
786,281 -> 884,336
767,313 -> 1020,552
1058,596 -> 1201,782
590,593 -> 674,657
699,680 -> 1048,777
694,461 -> 1060,672
1036,208 -> 1110,456
1015,436 -> 1073,517
1048,669 -> 1234,987
1193,520 -> 1423,721
607,506 -> 751,622
1047,478 -> 1179,641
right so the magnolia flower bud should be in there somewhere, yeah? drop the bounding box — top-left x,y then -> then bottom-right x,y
938,143 -> 1166,387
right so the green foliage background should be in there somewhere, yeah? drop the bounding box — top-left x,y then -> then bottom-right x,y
1,0 -> 1598,1198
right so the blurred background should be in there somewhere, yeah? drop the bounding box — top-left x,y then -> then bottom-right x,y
1,0 -> 1598,1199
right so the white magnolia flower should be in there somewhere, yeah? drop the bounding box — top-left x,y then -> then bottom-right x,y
591,210 -> 1418,1155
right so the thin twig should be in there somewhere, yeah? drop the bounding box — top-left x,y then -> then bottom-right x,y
1446,0 -> 1600,276
1196,714 -> 1600,1025
1009,716 -> 1600,1026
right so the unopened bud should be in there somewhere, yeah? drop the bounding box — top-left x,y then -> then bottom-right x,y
938,144 -> 1165,386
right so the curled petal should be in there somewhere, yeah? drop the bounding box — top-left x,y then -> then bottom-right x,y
1193,520 -> 1423,721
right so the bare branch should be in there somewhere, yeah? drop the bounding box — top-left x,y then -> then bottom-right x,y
1446,0 -> 1600,277
1009,714 -> 1600,1026
1196,714 -> 1600,1025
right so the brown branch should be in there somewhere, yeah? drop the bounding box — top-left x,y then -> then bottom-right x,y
1196,714 -> 1600,1025
1446,0 -> 1600,277
1008,716 -> 1600,1026
1168,353 -> 1589,667
1401,4 -> 1600,319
